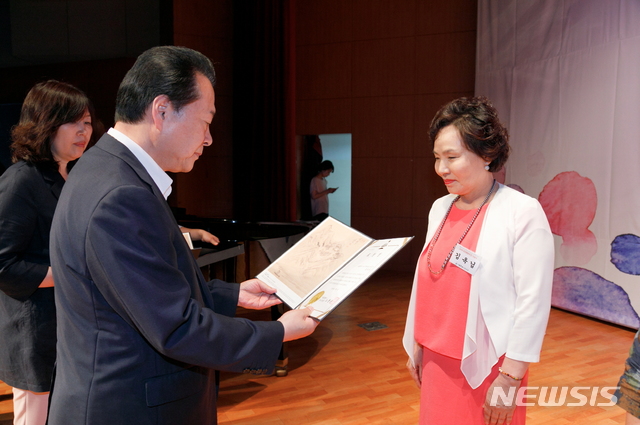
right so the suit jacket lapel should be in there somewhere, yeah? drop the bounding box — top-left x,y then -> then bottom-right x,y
97,135 -> 167,202
96,134 -> 214,307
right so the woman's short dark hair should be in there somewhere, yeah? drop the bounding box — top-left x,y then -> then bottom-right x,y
429,96 -> 510,172
114,46 -> 216,124
319,160 -> 334,172
10,80 -> 92,164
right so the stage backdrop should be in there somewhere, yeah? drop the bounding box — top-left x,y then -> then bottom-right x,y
476,0 -> 640,328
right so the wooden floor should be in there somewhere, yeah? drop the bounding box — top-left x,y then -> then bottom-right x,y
0,270 -> 635,424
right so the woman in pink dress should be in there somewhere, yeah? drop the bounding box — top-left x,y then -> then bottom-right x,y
403,97 -> 554,424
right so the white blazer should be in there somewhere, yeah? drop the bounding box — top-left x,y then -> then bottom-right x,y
403,184 -> 554,388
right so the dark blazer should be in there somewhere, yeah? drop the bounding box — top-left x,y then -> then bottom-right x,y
0,161 -> 61,392
48,134 -> 284,425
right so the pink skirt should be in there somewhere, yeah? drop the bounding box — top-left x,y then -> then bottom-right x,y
420,347 -> 527,424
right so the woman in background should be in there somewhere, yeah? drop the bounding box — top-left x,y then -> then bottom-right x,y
615,332 -> 640,424
403,96 -> 554,424
0,80 -> 96,425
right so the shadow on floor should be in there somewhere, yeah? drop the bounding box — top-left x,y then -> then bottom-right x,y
0,412 -> 13,425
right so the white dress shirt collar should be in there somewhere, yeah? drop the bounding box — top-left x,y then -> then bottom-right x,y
107,127 -> 173,199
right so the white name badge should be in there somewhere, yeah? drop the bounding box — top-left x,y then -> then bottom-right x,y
451,244 -> 481,275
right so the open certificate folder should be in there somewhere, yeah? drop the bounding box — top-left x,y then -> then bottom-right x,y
257,217 -> 413,320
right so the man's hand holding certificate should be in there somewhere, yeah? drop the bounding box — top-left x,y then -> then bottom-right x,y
257,217 -> 413,320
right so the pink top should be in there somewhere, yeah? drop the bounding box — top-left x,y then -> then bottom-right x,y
414,203 -> 488,359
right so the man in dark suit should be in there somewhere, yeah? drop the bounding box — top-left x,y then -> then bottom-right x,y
48,46 -> 318,425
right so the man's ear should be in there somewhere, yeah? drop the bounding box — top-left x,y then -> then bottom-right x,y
151,95 -> 171,131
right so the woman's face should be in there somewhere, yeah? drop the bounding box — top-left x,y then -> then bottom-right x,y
51,109 -> 92,163
433,125 -> 488,197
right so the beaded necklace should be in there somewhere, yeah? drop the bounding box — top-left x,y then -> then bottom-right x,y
426,179 -> 496,275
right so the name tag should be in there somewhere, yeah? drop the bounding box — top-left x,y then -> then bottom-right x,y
451,244 -> 480,275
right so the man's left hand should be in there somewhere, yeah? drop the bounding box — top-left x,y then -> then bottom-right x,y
238,279 -> 282,309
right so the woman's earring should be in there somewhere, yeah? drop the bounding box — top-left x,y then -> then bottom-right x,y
484,163 -> 490,171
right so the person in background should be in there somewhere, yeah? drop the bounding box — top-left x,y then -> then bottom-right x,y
403,96 -> 554,424
614,334 -> 640,424
0,80 -> 95,425
47,46 -> 318,425
310,160 -> 337,221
